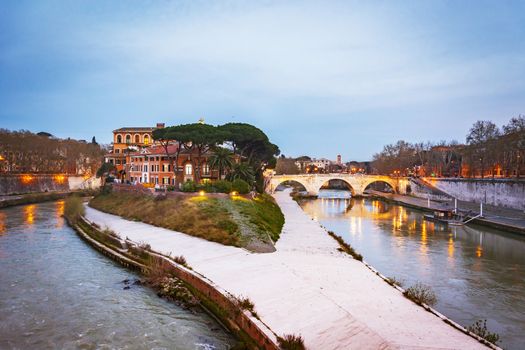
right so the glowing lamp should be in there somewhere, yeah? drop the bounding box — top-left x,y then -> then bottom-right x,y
199,190 -> 205,196
230,191 -> 238,196
54,175 -> 66,183
21,175 -> 33,184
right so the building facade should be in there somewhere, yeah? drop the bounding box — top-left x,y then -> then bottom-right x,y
128,145 -> 219,186
105,122 -> 223,187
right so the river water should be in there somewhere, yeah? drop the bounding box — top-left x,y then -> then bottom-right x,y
0,201 -> 235,350
299,190 -> 525,350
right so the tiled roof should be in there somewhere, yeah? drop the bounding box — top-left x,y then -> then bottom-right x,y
113,127 -> 156,133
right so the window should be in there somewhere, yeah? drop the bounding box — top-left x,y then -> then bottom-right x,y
144,135 -> 150,145
125,134 -> 131,144
135,134 -> 140,143
163,177 -> 170,184
162,164 -> 170,172
185,163 -> 193,175
117,134 -> 122,143
115,149 -> 120,154
202,163 -> 210,175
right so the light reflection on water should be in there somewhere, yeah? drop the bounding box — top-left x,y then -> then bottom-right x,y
0,202 -> 235,349
300,189 -> 525,350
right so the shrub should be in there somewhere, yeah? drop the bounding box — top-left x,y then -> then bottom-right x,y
213,180 -> 233,193
277,334 -> 306,350
181,180 -> 197,192
166,185 -> 176,191
64,196 -> 85,223
467,319 -> 500,345
138,241 -> 151,251
403,282 -> 437,306
172,255 -> 187,266
386,276 -> 404,287
234,295 -> 257,317
232,179 -> 250,194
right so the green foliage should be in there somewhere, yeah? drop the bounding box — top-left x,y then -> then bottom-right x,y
403,282 -> 437,306
232,179 -> 251,194
231,194 -> 284,242
64,196 -> 85,223
229,163 -> 255,184
467,319 -> 500,345
181,180 -> 197,192
209,147 -> 233,177
213,180 -> 233,193
277,334 -> 306,350
97,162 -> 115,178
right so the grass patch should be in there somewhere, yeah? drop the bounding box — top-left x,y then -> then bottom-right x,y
231,193 -> 284,242
403,282 -> 437,306
327,231 -> 363,261
277,334 -> 306,350
89,192 -> 240,247
467,319 -> 500,345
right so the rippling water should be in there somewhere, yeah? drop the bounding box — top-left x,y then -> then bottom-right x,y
300,190 -> 525,350
0,201 -> 235,349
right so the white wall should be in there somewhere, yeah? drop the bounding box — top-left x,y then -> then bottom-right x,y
425,178 -> 525,210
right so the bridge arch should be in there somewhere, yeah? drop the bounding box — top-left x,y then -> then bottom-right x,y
363,180 -> 397,194
274,179 -> 308,193
319,178 -> 355,196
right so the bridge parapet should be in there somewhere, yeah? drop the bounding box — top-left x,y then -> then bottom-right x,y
266,174 -> 408,196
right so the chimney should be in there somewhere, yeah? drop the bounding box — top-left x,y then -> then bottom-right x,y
156,123 -> 165,129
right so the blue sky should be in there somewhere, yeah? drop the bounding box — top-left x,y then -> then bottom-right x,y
1,0 -> 524,160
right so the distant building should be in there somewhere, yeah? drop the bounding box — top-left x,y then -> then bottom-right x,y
105,123 -> 165,178
336,154 -> 342,164
310,158 -> 332,170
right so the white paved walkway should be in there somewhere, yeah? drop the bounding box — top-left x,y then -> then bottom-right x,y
85,191 -> 486,349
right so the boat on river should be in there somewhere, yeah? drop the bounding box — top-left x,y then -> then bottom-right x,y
424,209 -> 466,226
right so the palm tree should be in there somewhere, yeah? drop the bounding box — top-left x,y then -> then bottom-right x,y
209,147 -> 233,179
228,162 -> 255,184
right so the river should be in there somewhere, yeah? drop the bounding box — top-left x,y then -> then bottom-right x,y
299,190 -> 525,350
0,201 -> 235,349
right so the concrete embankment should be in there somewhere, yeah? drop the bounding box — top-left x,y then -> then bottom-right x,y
84,191 -> 495,349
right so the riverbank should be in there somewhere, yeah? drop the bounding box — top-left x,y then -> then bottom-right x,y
368,191 -> 525,235
85,190 -> 493,349
89,191 -> 284,253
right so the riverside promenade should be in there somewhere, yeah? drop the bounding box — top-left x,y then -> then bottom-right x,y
85,191 -> 487,349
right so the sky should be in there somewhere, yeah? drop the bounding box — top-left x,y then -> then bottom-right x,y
1,0 -> 524,161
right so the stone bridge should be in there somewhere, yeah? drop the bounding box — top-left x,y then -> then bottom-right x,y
266,174 -> 409,196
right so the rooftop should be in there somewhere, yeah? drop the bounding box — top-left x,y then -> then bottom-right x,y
113,127 -> 156,133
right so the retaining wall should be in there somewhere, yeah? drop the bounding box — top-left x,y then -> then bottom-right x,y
0,174 -> 99,195
424,178 -> 525,210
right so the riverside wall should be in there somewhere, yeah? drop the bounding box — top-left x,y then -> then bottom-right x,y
0,174 -> 100,195
424,178 -> 525,210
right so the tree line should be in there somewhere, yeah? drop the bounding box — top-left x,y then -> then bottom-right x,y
372,115 -> 525,178
153,122 -> 280,190
0,129 -> 105,175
